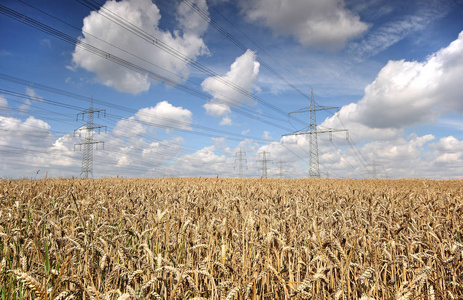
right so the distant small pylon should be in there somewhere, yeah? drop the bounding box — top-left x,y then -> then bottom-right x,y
257,151 -> 272,178
234,148 -> 247,178
74,96 -> 106,179
276,159 -> 286,178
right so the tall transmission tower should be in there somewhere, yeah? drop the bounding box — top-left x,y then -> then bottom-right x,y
234,148 -> 247,178
283,89 -> 347,178
383,167 -> 389,179
371,159 -> 378,179
74,96 -> 106,179
276,159 -> 286,178
257,151 -> 272,178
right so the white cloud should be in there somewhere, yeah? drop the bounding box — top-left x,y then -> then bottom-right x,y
135,101 -> 192,130
113,116 -> 146,137
0,102 -> 193,178
26,88 -> 43,102
0,116 -> 52,148
434,152 -> 461,164
18,88 -> 44,114
0,109 -> 186,178
0,96 -> 9,113
322,103 -> 403,141
429,136 -> 463,153
173,145 -> 231,176
349,0 -> 452,60
240,0 -> 368,49
322,30 -> 463,139
176,0 -> 209,35
212,137 -> 227,149
0,116 -> 74,178
202,49 -> 260,117
19,99 -> 31,113
262,131 -> 272,140
203,102 -> 231,117
219,116 -> 232,126
143,137 -> 184,159
72,0 -> 209,94
360,134 -> 435,162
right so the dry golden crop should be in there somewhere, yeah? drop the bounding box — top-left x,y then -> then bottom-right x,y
0,178 -> 462,299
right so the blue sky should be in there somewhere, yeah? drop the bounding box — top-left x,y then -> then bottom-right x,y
1,0 -> 463,179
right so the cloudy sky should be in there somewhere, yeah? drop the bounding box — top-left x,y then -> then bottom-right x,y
1,0 -> 463,179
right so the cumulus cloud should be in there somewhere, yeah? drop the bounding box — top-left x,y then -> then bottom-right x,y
0,116 -> 72,178
202,49 -> 260,120
219,116 -> 232,126
322,31 -> 463,139
239,0 -> 368,49
361,134 -> 435,162
174,145 -> 231,176
262,131 -> 272,140
135,101 -> 193,130
0,116 -> 52,148
0,96 -> 9,113
429,137 -> 463,167
252,130 -> 462,179
72,0 -> 209,94
26,88 -> 43,102
19,100 -> 31,114
203,102 -> 231,117
113,116 -> 146,137
18,88 -> 43,114
429,136 -> 463,154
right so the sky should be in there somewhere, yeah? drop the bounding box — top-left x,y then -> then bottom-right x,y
1,0 -> 463,179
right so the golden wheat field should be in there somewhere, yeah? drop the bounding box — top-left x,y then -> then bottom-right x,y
0,178 -> 462,299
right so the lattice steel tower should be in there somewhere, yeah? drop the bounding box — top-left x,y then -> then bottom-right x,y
257,151 -> 272,178
276,159 -> 286,179
74,97 -> 106,179
234,148 -> 247,178
283,89 -> 347,178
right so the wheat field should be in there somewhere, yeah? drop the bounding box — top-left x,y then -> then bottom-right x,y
0,178 -> 462,299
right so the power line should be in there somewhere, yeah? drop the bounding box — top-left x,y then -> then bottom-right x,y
0,83 -> 275,144
0,4 -> 299,133
183,0 -> 312,102
0,1 -> 374,178
12,0 -> 296,127
70,0 -> 308,125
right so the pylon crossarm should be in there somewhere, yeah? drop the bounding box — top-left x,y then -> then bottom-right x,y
289,105 -> 339,115
314,105 -> 339,111
74,140 -> 104,147
288,108 -> 310,115
74,96 -> 106,179
282,129 -> 347,137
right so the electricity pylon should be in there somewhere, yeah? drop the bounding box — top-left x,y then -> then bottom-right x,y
371,159 -> 378,179
257,151 -> 272,178
276,159 -> 286,178
234,148 -> 247,178
74,96 -> 106,179
283,89 -> 347,178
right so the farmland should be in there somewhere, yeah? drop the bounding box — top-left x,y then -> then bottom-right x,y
0,178 -> 462,299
